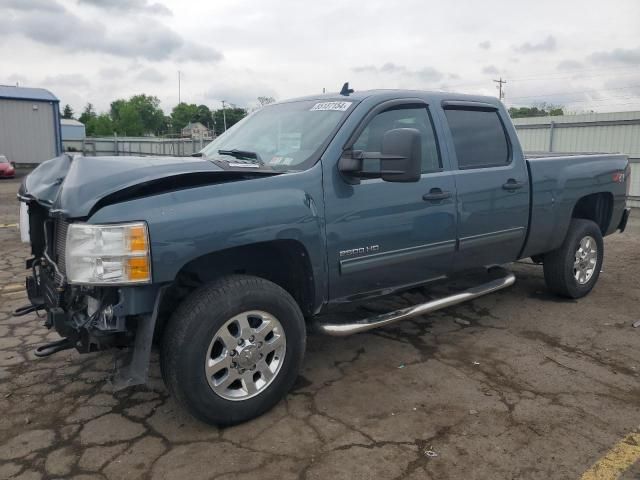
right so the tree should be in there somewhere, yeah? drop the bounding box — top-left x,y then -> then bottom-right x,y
86,113 -> 115,136
78,103 -> 97,125
509,103 -> 564,118
213,107 -> 247,135
129,94 -> 165,134
61,104 -> 74,119
195,104 -> 214,128
171,103 -> 200,134
118,103 -> 146,136
110,94 -> 165,136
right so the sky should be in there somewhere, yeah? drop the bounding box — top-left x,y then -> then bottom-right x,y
1,0 -> 639,115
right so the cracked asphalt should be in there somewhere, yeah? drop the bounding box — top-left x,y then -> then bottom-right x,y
1,173 -> 639,479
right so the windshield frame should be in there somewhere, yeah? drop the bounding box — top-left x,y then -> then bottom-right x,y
201,98 -> 360,172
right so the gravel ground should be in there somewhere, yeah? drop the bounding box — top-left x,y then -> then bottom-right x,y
0,173 -> 639,479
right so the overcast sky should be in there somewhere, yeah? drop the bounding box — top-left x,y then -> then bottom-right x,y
1,0 -> 639,115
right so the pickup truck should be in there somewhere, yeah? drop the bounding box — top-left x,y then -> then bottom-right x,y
15,88 -> 631,426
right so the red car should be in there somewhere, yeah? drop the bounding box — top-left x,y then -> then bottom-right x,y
0,155 -> 15,178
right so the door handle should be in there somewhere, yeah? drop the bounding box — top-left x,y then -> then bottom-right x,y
423,188 -> 451,202
502,179 -> 525,191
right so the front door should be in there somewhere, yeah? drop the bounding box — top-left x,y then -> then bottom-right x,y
323,101 -> 458,303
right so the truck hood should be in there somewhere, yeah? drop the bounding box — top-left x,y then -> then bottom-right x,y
20,154 -> 277,218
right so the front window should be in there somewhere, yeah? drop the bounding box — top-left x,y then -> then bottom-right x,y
201,100 -> 354,170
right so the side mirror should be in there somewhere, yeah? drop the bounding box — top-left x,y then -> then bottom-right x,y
338,128 -> 422,183
380,128 -> 421,182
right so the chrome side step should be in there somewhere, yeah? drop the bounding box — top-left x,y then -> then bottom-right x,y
316,267 -> 516,336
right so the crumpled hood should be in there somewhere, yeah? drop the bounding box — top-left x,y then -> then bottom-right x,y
20,154 -> 231,218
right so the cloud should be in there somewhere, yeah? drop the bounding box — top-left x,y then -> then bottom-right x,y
589,47 -> 640,65
0,0 -> 64,12
352,65 -> 377,74
136,67 -> 166,83
43,73 -> 90,87
77,0 -> 172,16
557,60 -> 583,71
482,65 -> 499,75
514,35 -> 557,53
352,63 -> 444,82
0,5 -> 222,63
98,67 -> 125,79
4,73 -> 29,86
478,40 -> 491,50
204,83 -> 278,110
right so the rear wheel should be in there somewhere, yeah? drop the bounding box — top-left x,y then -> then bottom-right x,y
543,219 -> 604,298
161,275 -> 306,426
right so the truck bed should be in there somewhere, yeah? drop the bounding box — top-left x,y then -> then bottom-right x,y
521,153 -> 629,259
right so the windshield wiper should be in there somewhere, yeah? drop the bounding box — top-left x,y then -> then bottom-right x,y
217,149 -> 263,164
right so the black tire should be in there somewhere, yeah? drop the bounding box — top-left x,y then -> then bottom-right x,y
160,274 -> 306,426
543,219 -> 604,298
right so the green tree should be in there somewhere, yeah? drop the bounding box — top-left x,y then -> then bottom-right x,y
171,103 -> 200,133
509,103 -> 564,118
213,107 -> 247,135
110,94 -> 165,136
61,104 -> 74,119
195,104 -> 214,128
78,103 -> 97,125
114,102 -> 144,136
129,94 -> 165,134
86,113 -> 115,136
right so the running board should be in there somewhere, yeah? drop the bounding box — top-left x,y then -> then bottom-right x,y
316,267 -> 516,336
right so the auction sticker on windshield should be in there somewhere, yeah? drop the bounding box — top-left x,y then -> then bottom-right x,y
310,101 -> 352,111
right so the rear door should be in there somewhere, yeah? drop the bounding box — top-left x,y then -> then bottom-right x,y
323,100 -> 458,302
438,102 -> 529,269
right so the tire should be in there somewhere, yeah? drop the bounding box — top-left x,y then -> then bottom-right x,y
543,219 -> 604,299
160,274 -> 306,426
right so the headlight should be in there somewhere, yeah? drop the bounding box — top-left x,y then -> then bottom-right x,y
66,222 -> 151,285
19,202 -> 30,243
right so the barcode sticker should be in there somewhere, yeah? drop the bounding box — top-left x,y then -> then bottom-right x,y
310,101 -> 352,112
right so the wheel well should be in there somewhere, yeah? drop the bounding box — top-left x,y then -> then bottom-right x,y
571,192 -> 613,234
156,241 -> 316,338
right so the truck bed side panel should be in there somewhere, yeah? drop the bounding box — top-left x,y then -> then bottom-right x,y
521,154 -> 628,259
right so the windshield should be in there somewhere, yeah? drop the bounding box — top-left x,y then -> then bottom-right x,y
0,156 -> 7,164
201,99 -> 354,170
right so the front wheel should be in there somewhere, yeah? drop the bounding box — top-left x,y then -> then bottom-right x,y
161,275 -> 306,426
543,219 -> 604,298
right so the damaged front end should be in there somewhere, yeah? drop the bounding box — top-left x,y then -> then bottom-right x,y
15,154 -> 167,389
16,199 -> 164,388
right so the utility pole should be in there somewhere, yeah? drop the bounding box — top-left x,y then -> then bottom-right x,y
493,77 -> 506,101
178,71 -> 181,104
221,100 -> 227,132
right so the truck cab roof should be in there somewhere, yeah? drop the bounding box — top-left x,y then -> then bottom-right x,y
280,88 -> 504,108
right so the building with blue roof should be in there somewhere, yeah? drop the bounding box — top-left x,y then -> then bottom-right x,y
0,85 -> 62,164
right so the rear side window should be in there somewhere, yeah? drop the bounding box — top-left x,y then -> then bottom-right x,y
443,108 -> 510,169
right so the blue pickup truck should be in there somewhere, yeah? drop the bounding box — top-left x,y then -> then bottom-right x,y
16,88 -> 630,425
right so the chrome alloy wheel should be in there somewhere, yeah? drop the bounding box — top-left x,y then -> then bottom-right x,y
205,310 -> 286,401
574,235 -> 598,285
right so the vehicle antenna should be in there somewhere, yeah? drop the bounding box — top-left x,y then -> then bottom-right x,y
340,82 -> 354,96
